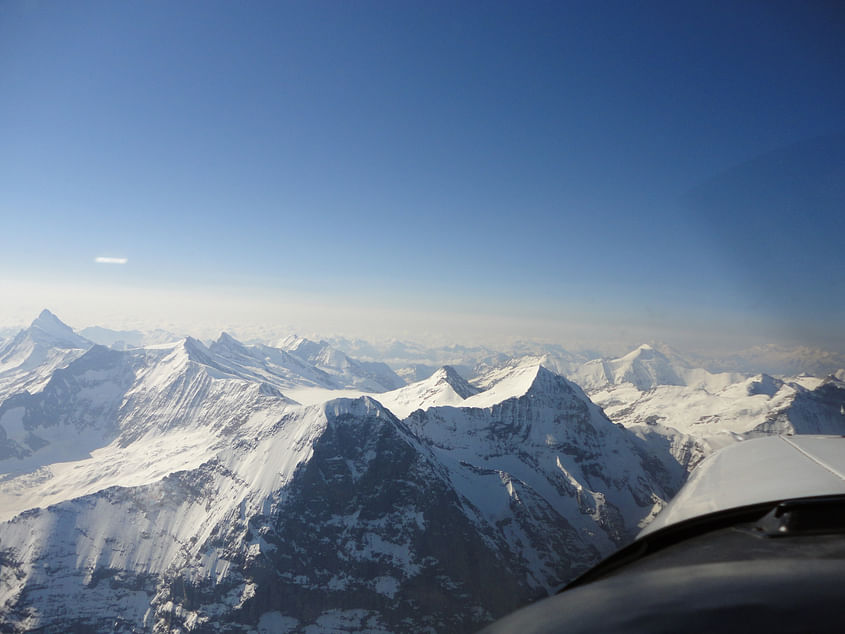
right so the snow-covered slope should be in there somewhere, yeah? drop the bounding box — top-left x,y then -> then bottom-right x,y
572,344 -> 845,472
751,374 -> 845,436
465,361 -> 546,407
0,395 -> 322,631
590,371 -> 845,447
0,337 -> 304,489
0,345 -> 134,472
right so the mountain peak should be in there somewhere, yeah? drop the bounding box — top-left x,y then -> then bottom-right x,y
620,343 -> 663,362
216,331 -> 241,347
613,344 -> 683,389
746,373 -> 782,397
525,364 -> 565,393
26,309 -> 89,348
32,308 -> 70,332
432,365 -> 480,399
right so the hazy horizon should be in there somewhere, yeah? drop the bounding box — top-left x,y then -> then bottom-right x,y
4,304 -> 845,369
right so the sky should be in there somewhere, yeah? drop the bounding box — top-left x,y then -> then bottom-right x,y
1,0 -> 844,353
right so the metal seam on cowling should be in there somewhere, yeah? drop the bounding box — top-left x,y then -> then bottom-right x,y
780,435 -> 845,482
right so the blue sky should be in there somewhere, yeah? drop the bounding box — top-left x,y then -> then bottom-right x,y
1,1 -> 844,351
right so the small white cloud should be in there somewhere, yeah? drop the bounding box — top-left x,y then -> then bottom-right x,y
94,256 -> 128,264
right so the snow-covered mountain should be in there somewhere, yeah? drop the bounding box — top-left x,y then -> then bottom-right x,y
570,343 -> 690,391
376,365 -> 481,419
0,314 -> 681,633
403,366 -> 682,583
0,310 -> 92,398
278,335 -> 405,391
574,344 -> 845,467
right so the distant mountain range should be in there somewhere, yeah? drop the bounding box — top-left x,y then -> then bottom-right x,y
322,335 -> 845,382
0,311 -> 843,632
